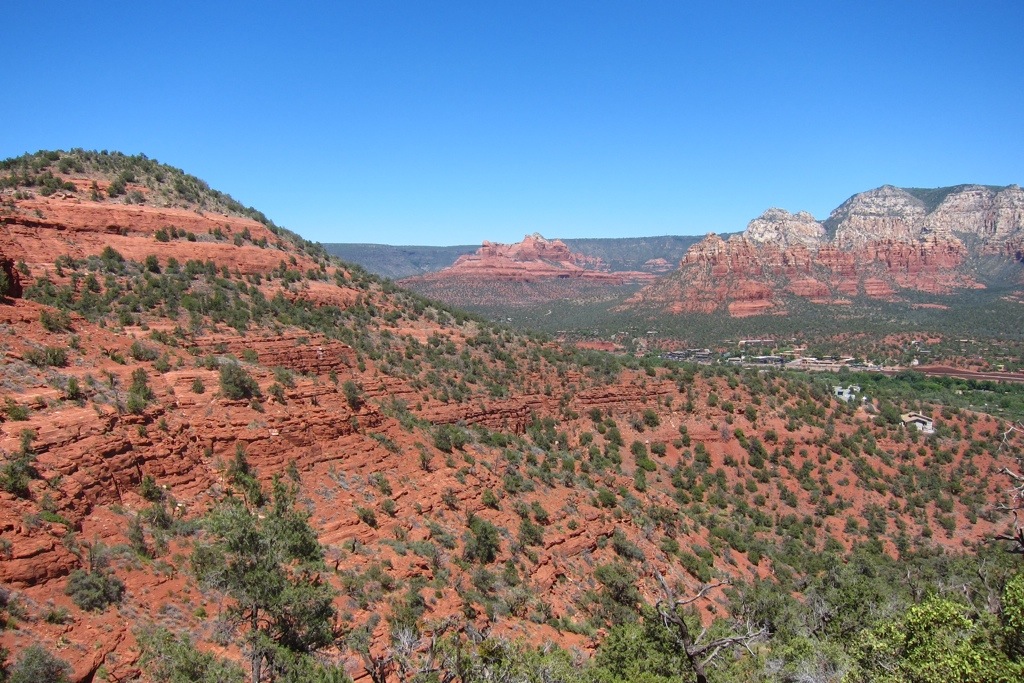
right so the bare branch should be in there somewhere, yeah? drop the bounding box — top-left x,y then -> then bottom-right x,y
698,624 -> 769,668
991,469 -> 1024,556
998,420 -> 1024,454
676,581 -> 729,607
1000,466 -> 1024,483
360,650 -> 393,683
652,569 -> 765,683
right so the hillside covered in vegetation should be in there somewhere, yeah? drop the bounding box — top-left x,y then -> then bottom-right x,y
1,150 -> 1024,683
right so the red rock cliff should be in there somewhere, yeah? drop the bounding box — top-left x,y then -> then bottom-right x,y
626,185 -> 1022,316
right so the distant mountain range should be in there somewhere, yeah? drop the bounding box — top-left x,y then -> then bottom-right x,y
328,185 -> 1023,330
322,243 -> 479,280
323,234 -> 706,280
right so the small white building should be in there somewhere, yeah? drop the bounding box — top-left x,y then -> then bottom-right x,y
833,385 -> 862,402
901,411 -> 934,434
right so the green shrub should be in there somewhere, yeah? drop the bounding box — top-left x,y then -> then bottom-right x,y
678,551 -> 711,582
369,472 -> 392,495
219,362 -> 259,400
355,506 -> 377,528
518,517 -> 544,547
100,246 -> 125,272
137,626 -> 245,683
140,474 -> 163,502
342,380 -> 363,409
464,517 -> 501,564
637,455 -> 657,472
596,488 -> 617,508
531,501 -> 550,525
47,346 -> 68,366
4,398 -> 29,421
43,606 -> 71,624
117,309 -> 137,327
593,561 -> 641,615
272,366 -> 296,388
0,461 -> 31,498
441,488 -> 459,510
226,444 -> 264,507
39,309 -> 72,333
130,340 -> 158,361
611,528 -> 645,561
65,377 -> 81,401
23,346 -> 67,368
433,424 -> 466,453
65,569 -> 124,611
7,644 -> 71,683
126,368 -> 155,414
127,516 -> 149,557
125,392 -> 148,414
0,454 -> 36,498
18,429 -> 36,455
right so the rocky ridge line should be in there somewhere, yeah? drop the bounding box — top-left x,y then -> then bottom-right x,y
628,184 -> 1024,316
403,233 -> 658,285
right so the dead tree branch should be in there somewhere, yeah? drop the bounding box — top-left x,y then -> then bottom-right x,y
992,464 -> 1024,556
998,420 -> 1024,455
654,572 -> 766,683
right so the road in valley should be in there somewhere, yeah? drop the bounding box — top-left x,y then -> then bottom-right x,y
887,365 -> 1024,384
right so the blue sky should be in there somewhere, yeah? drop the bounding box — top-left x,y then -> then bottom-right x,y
5,1 -> 1022,246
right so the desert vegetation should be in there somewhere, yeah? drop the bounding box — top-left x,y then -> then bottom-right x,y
0,150 -> 1023,682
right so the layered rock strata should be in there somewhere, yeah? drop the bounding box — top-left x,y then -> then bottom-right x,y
629,185 -> 1023,316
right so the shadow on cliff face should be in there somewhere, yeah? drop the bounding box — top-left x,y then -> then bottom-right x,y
0,254 -> 23,300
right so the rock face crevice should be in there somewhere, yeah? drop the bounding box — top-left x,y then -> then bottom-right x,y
0,251 -> 22,298
628,184 -> 1024,316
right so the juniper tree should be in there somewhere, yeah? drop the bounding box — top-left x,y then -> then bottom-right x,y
191,477 -> 336,683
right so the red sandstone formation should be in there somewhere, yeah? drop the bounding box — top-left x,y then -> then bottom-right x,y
403,233 -> 656,285
626,185 -> 1024,316
1,159 -> 1021,681
1,194 -> 299,277
642,257 -> 674,272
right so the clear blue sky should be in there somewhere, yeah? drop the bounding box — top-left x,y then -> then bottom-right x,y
5,1 -> 1022,246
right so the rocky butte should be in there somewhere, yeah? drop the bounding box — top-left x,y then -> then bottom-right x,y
402,233 -> 657,285
627,184 -> 1024,317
